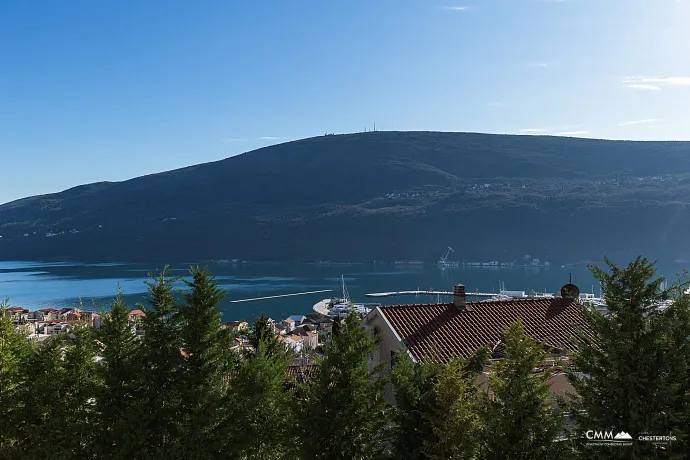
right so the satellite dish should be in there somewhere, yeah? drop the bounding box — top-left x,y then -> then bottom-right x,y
560,283 -> 580,300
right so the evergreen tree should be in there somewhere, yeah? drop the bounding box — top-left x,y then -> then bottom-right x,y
569,257 -> 690,458
136,266 -> 185,459
249,313 -> 282,357
661,276 -> 690,456
94,292 -> 142,459
389,353 -> 444,460
223,331 -> 293,459
296,311 -> 389,460
423,357 -> 484,460
481,320 -> 568,460
177,265 -> 234,459
13,335 -> 69,459
60,325 -> 100,458
0,299 -> 30,455
12,326 -> 98,459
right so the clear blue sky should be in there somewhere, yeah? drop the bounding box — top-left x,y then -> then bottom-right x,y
1,0 -> 688,204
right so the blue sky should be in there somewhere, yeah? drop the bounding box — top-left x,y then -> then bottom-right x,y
1,0 -> 689,204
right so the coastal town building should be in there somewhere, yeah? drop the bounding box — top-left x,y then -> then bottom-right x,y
365,284 -> 593,403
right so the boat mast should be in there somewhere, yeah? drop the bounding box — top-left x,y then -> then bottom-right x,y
341,275 -> 351,304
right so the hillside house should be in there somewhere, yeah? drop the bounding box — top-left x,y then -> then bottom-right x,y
34,308 -> 59,321
297,330 -> 318,350
6,307 -> 29,322
282,317 -> 296,333
127,309 -> 146,336
365,284 -> 593,404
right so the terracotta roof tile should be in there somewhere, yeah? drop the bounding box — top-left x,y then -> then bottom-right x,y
285,364 -> 318,390
378,298 -> 593,362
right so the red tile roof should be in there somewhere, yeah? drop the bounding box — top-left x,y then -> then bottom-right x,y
285,364 -> 319,390
128,309 -> 146,318
377,298 -> 593,362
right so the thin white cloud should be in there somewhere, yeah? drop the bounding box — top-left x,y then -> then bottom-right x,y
443,6 -> 469,11
627,84 -> 662,91
617,119 -> 655,127
532,63 -> 550,68
624,76 -> 690,86
258,136 -> 287,140
553,131 -> 589,136
519,128 -> 548,133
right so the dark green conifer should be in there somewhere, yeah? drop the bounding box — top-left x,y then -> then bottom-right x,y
176,265 -> 234,459
94,292 -> 142,459
223,327 -> 293,459
0,299 -> 30,455
481,320 -> 568,460
569,257 -> 690,458
296,311 -> 389,460
136,266 -> 185,459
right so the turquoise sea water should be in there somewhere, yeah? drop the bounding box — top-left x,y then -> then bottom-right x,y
0,261 -> 683,322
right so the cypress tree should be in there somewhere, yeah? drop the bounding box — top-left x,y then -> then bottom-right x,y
481,320 -> 568,460
296,311 -> 389,460
94,292 -> 142,459
569,256 -> 690,458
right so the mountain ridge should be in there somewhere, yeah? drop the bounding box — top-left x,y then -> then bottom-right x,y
2,131 -> 690,264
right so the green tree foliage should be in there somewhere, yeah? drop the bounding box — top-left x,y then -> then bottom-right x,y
481,320 -> 568,460
11,326 -> 98,459
569,256 -> 690,458
223,331 -> 294,459
249,313 -> 282,357
135,266 -> 185,459
0,299 -> 30,454
389,353 -> 443,460
296,311 -> 389,460
424,357 -> 484,460
94,292 -> 142,459
177,266 -> 234,459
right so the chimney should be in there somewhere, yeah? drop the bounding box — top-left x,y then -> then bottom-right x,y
453,284 -> 466,311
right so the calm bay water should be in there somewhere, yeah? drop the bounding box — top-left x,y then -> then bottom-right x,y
0,261 -> 683,322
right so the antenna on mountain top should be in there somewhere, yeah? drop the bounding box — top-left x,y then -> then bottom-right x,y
374,122 -> 376,132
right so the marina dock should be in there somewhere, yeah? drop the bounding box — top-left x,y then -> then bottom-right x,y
366,290 -> 499,298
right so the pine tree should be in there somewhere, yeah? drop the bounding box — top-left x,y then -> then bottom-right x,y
481,320 -> 568,460
176,265 -> 234,459
13,335 -> 69,458
223,331 -> 293,459
0,299 -> 30,455
423,357 -> 484,460
296,311 -> 389,460
249,313 -> 282,357
61,325 -> 100,458
12,326 -> 98,459
136,266 -> 185,459
569,256 -> 690,458
389,353 -> 444,460
94,292 -> 142,459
